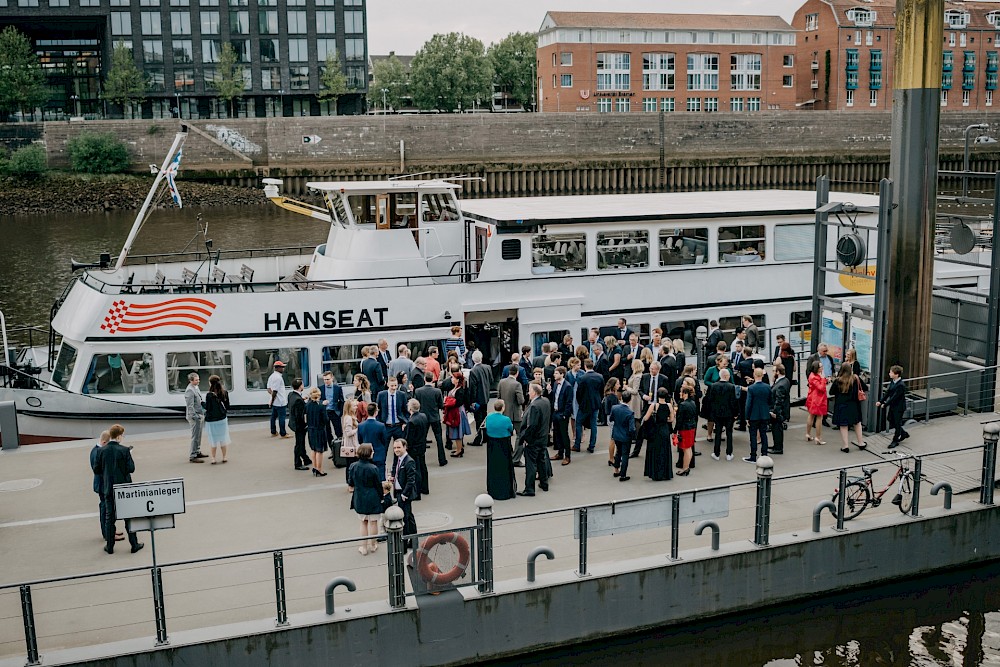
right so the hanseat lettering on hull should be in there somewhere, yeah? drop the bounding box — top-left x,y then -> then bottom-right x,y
264,308 -> 389,332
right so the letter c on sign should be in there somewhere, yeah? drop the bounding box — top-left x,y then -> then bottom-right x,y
147,500 -> 154,513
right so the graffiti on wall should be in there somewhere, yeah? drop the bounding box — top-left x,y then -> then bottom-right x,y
205,124 -> 262,155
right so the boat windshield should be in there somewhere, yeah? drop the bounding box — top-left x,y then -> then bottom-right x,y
52,343 -> 78,390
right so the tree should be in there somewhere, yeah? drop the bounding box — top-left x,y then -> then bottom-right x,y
488,32 -> 536,111
410,33 -> 494,113
102,41 -> 146,118
317,50 -> 349,114
212,42 -> 245,117
371,54 -> 407,112
0,27 -> 49,121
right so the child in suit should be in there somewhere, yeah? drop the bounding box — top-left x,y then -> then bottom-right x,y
876,365 -> 909,447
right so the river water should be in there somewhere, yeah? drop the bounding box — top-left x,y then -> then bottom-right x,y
3,204 -> 1000,666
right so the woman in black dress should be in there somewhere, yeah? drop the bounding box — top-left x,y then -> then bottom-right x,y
643,387 -> 675,481
831,364 -> 868,454
347,443 -> 385,555
483,400 -> 516,500
306,387 -> 329,476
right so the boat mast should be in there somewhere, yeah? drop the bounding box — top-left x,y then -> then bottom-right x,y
114,128 -> 189,271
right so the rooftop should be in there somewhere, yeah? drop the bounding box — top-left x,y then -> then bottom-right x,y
541,10 -> 796,33
818,0 -> 1000,29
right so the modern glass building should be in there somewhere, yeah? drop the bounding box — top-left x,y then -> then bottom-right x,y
1,0 -> 367,119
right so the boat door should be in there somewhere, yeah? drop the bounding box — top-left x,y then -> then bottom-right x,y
376,194 -> 390,230
464,309 -> 517,391
474,225 -> 490,273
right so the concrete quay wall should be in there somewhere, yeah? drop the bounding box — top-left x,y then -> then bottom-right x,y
54,502 -> 1000,667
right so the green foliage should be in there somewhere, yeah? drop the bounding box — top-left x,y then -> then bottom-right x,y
410,33 -> 494,112
488,32 -> 536,111
371,54 -> 408,111
318,50 -> 349,110
212,42 -> 245,117
67,133 -> 130,174
3,144 -> 48,176
0,27 -> 49,120
102,41 -> 146,113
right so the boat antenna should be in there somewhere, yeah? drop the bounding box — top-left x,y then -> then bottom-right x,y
114,126 -> 189,270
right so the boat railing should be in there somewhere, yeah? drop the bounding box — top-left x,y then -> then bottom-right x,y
125,244 -> 322,265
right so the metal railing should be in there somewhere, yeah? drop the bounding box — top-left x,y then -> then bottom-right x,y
877,364 -> 1000,425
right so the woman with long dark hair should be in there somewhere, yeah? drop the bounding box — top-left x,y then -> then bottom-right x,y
444,371 -> 471,457
831,363 -> 868,453
805,361 -> 828,445
643,387 -> 675,482
204,374 -> 231,464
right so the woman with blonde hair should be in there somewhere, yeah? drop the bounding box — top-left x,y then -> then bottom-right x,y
672,338 -> 687,369
340,398 -> 360,486
639,347 -> 655,373
306,387 -> 329,476
831,363 -> 868,453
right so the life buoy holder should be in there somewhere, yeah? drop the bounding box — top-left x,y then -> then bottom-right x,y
415,532 -> 471,587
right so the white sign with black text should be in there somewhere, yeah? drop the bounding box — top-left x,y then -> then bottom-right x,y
113,478 -> 186,520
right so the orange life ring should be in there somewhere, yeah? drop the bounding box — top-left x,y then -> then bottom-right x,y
415,532 -> 471,587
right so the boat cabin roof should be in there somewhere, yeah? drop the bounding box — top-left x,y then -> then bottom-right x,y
461,189 -> 880,230
306,180 -> 461,194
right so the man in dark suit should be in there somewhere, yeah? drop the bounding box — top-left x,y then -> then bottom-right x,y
735,348 -> 756,431
376,338 -> 393,378
92,424 -> 143,555
287,379 -> 311,470
593,343 -> 610,380
389,438 -> 418,550
320,371 -> 345,445
415,374 -> 446,466
706,320 -> 724,354
376,376 -> 410,442
532,343 -> 549,369
549,366 -> 573,464
574,358 -> 604,453
770,362 -> 792,455
90,430 -> 120,544
633,361 -> 666,457
877,364 -> 909,447
403,399 -> 429,497
622,333 -> 643,380
361,345 -> 386,396
358,403 -> 389,480
468,350 -> 493,446
706,369 -> 739,460
615,318 -> 634,345
518,346 -> 534,379
517,383 -> 552,496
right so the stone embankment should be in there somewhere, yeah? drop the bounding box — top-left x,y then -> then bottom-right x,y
0,174 -> 262,217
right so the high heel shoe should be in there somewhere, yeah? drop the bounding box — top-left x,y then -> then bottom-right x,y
450,450 -> 464,458
677,469 -> 690,476
316,469 -> 328,476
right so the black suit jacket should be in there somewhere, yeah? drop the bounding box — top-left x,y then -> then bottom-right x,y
93,441 -> 135,496
391,454 -> 418,501
550,380 -> 573,419
639,372 -> 667,411
414,384 -> 443,423
706,329 -> 725,354
706,380 -> 739,420
519,397 -> 552,448
377,348 -> 392,376
468,363 -> 493,409
879,379 -> 907,420
576,370 -> 604,416
288,390 -> 306,429
362,357 -> 386,395
403,412 -> 429,454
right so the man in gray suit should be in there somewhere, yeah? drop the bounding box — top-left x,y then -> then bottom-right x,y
184,372 -> 206,463
498,365 -> 525,465
468,350 -> 493,446
517,383 -> 551,497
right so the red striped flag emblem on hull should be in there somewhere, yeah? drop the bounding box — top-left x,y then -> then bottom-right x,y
100,298 -> 217,334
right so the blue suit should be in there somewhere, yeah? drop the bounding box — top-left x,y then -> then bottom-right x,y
610,402 -> 637,478
320,382 -> 345,439
745,381 -> 773,459
376,389 -> 410,442
574,370 -> 604,451
357,417 -> 389,480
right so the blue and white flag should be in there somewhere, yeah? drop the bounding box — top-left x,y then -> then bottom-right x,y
164,149 -> 183,208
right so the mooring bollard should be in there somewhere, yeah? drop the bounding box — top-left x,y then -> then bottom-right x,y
385,506 -> 406,609
475,494 -> 495,594
273,550 -> 289,627
577,507 -> 589,576
526,547 -> 554,583
813,501 -> 836,533
930,482 -> 954,510
982,423 -> 999,506
324,577 -> 357,615
670,495 -> 681,560
754,456 -> 774,546
694,521 -> 720,551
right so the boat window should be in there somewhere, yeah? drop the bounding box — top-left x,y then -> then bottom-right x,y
245,348 -> 308,390
398,339 -> 445,362
597,230 -> 649,270
532,233 -> 587,274
322,344 -> 365,384
659,228 -> 709,266
774,224 -> 814,261
348,194 -> 376,225
83,352 -> 154,395
52,343 -> 78,390
329,193 -> 350,226
719,315 -> 766,345
790,311 -> 812,348
597,323 -> 651,345
421,193 -> 460,222
658,320 -> 709,354
167,351 -> 232,393
391,192 -> 417,229
532,330 -> 570,357
719,225 -> 766,263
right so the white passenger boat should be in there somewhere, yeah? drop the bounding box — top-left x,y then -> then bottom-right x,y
0,129 -> 970,444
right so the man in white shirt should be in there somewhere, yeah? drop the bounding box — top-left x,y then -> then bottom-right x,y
267,360 -> 290,438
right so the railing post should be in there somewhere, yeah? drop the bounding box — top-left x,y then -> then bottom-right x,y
910,458 -> 922,517
669,495 -> 681,560
836,469 -> 848,531
576,507 -> 589,576
385,506 -> 406,609
964,371 -> 971,416
151,566 -> 168,646
273,550 -> 289,627
475,494 -> 494,593
20,585 -> 40,666
982,424 -> 999,506
754,456 -> 774,546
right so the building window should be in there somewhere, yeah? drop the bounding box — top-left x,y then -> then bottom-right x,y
287,38 -> 307,61
687,53 -> 719,90
782,75 -> 793,87
597,52 -> 630,90
261,66 -> 279,89
170,12 -> 191,35
174,66 -> 193,90
245,350 -> 306,390
747,97 -> 761,111
258,9 -> 277,34
660,228 -> 709,265
316,10 -> 336,33
50,0 -> 68,7
963,71 -> 975,90
987,51 -> 999,71
110,0 -> 129,5
561,74 -> 572,87
643,97 -> 656,112
845,49 -> 859,70
945,10 -> 970,29
865,30 -> 873,46
199,0 -> 217,4
229,38 -> 248,62
772,224 -> 814,261
949,32 -> 957,47
846,71 -> 858,89
988,90 -> 994,106
17,0 -> 39,5
201,39 -> 219,62
963,89 -> 971,106
139,12 -> 161,35
345,38 -> 364,60
286,10 -> 307,33
146,68 -> 164,91
532,233 -> 587,273
871,50 -> 882,70
731,97 -> 743,111
960,32 -> 968,47
871,72 -> 882,89
730,53 -> 761,90
854,30 -> 861,45
660,97 -> 675,112
84,352 -> 155,395
289,65 -> 309,89
172,39 -> 192,63
941,90 -> 948,106
143,40 -> 163,63
643,52 -> 675,91
988,72 -> 999,90
704,97 -> 718,111
560,52 -> 572,66
344,10 -> 363,32
686,97 -> 701,112
200,11 -> 219,33
846,8 -> 875,27
846,89 -> 855,106
111,11 -> 132,35
551,74 -> 557,89
942,72 -> 953,89
783,54 -> 794,67
597,231 -> 649,270
229,10 -> 248,34
316,38 -> 335,60
719,225 -> 765,263
805,13 -> 818,31
616,98 -> 630,112
167,351 -> 231,393
870,89 -> 878,106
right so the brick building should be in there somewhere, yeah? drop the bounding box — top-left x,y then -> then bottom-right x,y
793,0 -> 1000,111
536,11 -> 798,114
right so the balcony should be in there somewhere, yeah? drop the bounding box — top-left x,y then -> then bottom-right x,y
987,60 -> 999,73
811,60 -> 819,70
811,79 -> 819,89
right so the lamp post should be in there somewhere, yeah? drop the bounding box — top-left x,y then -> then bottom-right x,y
69,94 -> 80,118
174,92 -> 181,119
963,123 -> 991,198
381,87 -> 388,114
277,89 -> 285,117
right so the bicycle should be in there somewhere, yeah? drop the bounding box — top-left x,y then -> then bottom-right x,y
831,455 -> 918,520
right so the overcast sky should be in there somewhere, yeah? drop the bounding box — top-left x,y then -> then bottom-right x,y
365,0 -> 805,55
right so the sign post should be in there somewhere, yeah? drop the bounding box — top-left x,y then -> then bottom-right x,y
113,478 -> 185,646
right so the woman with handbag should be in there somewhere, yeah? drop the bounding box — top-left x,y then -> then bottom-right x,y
340,399 -> 360,486
347,444 -> 385,555
443,371 -> 470,457
831,364 -> 868,453
204,374 -> 231,464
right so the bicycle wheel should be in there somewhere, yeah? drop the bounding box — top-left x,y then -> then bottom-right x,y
832,481 -> 871,521
897,472 -> 915,514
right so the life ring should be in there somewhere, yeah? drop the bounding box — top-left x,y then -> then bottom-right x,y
415,532 -> 471,587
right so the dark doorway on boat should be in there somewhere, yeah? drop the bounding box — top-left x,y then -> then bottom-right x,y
465,311 -> 517,391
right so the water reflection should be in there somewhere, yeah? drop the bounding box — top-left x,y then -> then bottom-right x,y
485,562 -> 1000,667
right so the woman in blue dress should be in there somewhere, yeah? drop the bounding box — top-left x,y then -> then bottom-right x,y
306,387 -> 329,476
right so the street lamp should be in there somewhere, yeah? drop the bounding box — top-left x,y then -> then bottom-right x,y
174,92 -> 181,119
278,89 -> 285,117
69,94 -> 80,118
380,88 -> 388,114
963,123 -> 992,198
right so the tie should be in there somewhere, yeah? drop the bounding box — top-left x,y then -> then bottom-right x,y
389,394 -> 396,424
651,376 -> 657,399
395,457 -> 403,490
554,382 -> 561,409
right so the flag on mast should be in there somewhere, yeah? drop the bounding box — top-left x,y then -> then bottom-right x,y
165,148 -> 183,208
